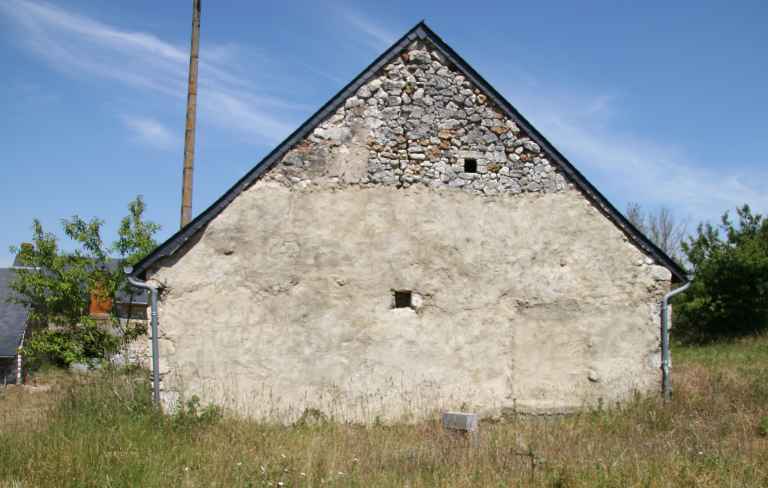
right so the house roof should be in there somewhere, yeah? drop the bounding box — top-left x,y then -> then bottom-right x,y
132,21 -> 688,283
0,269 -> 29,357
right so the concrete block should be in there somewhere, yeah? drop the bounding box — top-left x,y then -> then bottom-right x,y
442,411 -> 479,432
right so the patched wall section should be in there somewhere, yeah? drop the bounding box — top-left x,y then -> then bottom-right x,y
266,40 -> 569,195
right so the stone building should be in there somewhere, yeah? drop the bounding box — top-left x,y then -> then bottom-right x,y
131,23 -> 686,421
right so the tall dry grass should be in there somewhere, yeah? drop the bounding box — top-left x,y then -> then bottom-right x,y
1,336 -> 767,487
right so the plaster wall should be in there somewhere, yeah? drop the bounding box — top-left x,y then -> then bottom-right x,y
149,183 -> 670,421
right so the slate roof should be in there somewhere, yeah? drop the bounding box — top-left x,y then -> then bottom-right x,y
0,268 -> 29,357
131,21 -> 688,283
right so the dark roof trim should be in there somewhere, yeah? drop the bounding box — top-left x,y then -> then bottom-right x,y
133,21 -> 687,283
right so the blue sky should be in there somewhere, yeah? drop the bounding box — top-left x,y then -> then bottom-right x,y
1,0 -> 766,266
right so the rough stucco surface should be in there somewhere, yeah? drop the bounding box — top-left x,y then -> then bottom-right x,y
149,183 -> 670,421
145,38 -> 672,422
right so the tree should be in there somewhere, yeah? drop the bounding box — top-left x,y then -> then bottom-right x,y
626,202 -> 689,265
675,205 -> 768,342
9,196 -> 161,366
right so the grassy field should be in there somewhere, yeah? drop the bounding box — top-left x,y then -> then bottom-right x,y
1,337 -> 767,487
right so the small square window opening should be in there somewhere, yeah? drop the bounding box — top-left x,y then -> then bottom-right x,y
393,290 -> 413,309
464,158 -> 478,173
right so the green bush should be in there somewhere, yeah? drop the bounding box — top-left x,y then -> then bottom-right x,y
171,395 -> 223,431
758,417 -> 768,437
9,196 -> 160,367
676,205 -> 768,343
24,323 -> 120,368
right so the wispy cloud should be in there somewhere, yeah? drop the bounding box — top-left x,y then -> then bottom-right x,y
340,10 -> 397,51
122,115 -> 179,150
508,87 -> 768,223
0,0 -> 297,143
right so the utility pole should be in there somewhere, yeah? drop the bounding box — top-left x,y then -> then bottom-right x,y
180,0 -> 201,228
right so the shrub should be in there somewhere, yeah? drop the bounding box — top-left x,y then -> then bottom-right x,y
171,395 -> 223,431
676,205 -> 768,342
759,417 -> 768,437
9,196 -> 160,367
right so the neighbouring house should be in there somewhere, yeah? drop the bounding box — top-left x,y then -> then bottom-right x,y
0,266 -> 29,384
0,253 -> 149,381
130,22 -> 686,421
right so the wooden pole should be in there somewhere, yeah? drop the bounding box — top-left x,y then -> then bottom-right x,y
180,0 -> 201,228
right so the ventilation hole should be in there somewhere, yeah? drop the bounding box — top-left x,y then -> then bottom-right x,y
393,290 -> 413,309
463,158 -> 478,173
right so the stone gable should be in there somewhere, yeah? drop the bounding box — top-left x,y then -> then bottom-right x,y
266,39 -> 569,196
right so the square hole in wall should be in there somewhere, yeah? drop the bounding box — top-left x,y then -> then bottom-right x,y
464,158 -> 478,173
393,290 -> 413,309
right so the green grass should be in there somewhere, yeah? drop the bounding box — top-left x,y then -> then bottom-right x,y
673,333 -> 768,366
1,336 -> 768,487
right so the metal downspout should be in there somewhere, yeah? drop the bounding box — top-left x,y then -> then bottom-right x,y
125,271 -> 161,406
661,281 -> 691,400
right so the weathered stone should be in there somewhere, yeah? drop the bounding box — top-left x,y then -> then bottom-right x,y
409,49 -> 432,64
526,181 -> 541,191
345,96 -> 363,108
524,141 -> 541,153
357,85 -> 372,98
282,153 -> 302,166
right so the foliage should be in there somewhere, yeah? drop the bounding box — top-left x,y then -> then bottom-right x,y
171,395 -> 224,431
675,205 -> 768,342
9,196 -> 160,366
114,196 -> 161,268
22,325 -> 119,368
759,416 -> 768,437
2,338 -> 768,487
